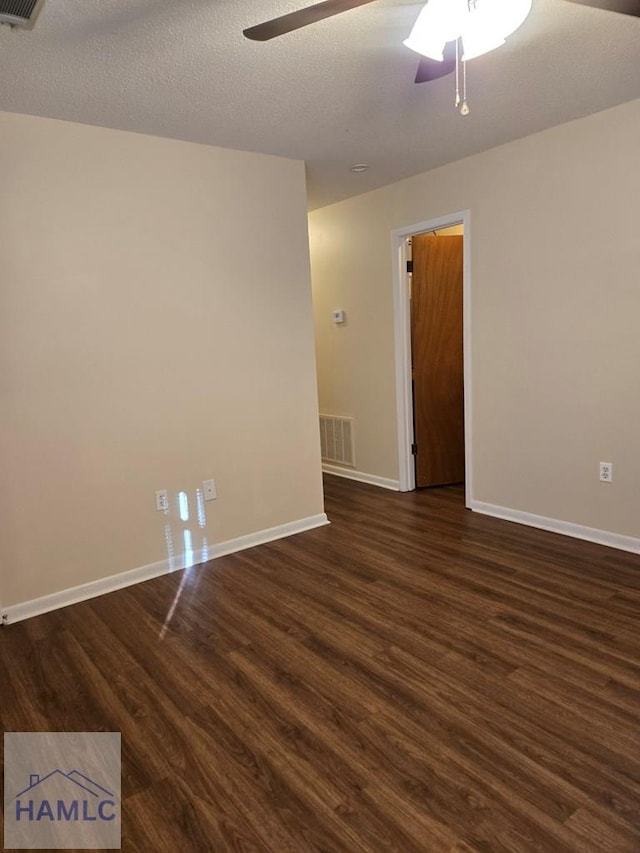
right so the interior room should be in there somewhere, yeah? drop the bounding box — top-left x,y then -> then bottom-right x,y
1,1 -> 639,850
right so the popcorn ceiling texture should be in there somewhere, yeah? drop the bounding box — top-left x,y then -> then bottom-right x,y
0,0 -> 638,208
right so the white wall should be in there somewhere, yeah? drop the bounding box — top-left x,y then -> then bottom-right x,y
310,97 -> 640,539
0,111 -> 324,610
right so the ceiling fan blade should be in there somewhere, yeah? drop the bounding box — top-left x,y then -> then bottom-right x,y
563,0 -> 640,15
244,0 -> 378,41
414,45 -> 456,84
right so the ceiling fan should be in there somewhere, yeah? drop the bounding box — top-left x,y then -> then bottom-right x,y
244,0 -> 640,85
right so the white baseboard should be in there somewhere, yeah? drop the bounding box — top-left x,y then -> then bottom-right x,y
322,464 -> 400,491
1,513 -> 329,626
470,500 -> 640,555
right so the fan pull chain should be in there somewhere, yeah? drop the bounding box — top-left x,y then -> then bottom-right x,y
460,56 -> 469,115
454,37 -> 469,116
455,38 -> 461,109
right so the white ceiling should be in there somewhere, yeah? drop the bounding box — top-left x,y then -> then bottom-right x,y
0,0 -> 639,209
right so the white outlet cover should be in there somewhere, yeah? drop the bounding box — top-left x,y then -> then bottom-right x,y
599,462 -> 613,482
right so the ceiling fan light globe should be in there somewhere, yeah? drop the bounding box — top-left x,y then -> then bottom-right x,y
404,0 -> 533,62
403,0 -> 466,60
460,26 -> 506,60
425,0 -> 467,41
402,33 -> 445,61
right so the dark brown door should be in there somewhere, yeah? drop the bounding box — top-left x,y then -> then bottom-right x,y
411,234 -> 464,487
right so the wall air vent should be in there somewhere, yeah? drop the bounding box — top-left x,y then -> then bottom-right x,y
320,415 -> 355,467
0,0 -> 45,29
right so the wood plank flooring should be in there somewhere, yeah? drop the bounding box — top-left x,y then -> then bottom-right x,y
2,475 -> 640,851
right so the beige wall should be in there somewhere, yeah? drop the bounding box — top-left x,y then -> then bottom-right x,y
0,111 -> 324,609
310,97 -> 640,538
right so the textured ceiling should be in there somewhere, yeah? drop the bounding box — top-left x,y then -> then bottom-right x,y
0,0 -> 638,209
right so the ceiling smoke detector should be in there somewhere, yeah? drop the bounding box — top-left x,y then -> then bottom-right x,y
0,0 -> 46,29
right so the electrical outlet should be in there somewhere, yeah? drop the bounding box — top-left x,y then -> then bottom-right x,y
599,462 -> 613,483
155,489 -> 169,511
203,479 -> 217,501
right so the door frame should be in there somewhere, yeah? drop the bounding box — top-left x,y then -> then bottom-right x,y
391,210 -> 472,504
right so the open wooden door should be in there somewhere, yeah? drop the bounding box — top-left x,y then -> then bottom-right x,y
411,234 -> 464,487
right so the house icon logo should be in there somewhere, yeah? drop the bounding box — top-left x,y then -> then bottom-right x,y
4,731 -> 121,850
14,769 -> 117,823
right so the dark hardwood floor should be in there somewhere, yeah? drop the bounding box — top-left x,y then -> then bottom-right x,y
2,475 -> 640,851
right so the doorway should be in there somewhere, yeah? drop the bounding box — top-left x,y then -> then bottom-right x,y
410,227 -> 464,487
391,211 -> 472,503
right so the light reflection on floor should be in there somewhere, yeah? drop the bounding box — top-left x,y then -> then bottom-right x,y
158,486 -> 212,638
159,567 -> 191,641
